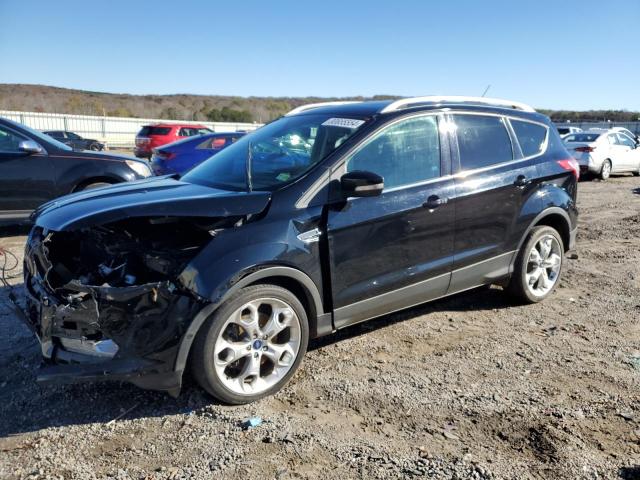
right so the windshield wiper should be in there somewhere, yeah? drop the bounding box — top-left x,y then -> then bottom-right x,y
245,141 -> 253,192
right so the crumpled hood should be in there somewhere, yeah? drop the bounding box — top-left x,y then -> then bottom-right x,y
33,176 -> 272,231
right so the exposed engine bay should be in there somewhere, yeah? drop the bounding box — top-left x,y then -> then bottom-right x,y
23,215 -> 244,392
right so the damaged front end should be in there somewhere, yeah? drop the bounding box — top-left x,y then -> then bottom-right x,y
23,216 -> 239,395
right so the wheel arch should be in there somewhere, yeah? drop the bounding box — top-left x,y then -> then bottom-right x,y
72,175 -> 121,192
509,207 -> 573,276
173,266 -> 330,376
515,208 -> 572,257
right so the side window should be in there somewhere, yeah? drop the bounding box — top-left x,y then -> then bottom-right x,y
178,128 -> 190,137
608,134 -> 619,145
346,115 -> 441,190
67,132 -> 80,140
511,119 -> 548,157
452,115 -> 513,170
617,133 -> 635,148
0,126 -> 25,152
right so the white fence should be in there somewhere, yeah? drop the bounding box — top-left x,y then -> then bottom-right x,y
0,110 -> 262,148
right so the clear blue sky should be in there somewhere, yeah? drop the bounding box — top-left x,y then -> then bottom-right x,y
1,0 -> 638,110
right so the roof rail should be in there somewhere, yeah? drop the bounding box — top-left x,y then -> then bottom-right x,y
380,96 -> 536,114
285,101 -> 361,116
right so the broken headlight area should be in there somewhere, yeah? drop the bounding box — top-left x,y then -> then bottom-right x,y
24,216 -> 237,368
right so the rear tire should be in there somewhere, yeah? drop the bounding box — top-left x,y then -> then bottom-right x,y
191,284 -> 309,404
89,143 -> 101,151
507,226 -> 564,304
599,159 -> 612,180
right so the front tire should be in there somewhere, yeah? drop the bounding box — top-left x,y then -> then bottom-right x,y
191,284 -> 309,404
599,159 -> 612,180
507,226 -> 564,303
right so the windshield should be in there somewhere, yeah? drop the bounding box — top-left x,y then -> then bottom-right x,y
5,118 -> 73,151
182,114 -> 366,191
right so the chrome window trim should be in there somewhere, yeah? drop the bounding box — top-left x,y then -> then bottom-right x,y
381,174 -> 453,193
296,111 -> 447,207
507,117 -> 550,160
343,112 -> 445,193
446,111 -> 550,178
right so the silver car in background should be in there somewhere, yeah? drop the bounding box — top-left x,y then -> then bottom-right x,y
563,130 -> 640,180
556,125 -> 582,137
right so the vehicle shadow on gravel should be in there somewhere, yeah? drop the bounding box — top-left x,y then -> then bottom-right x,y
0,285 -> 513,438
309,285 -> 512,351
619,465 -> 640,480
632,187 -> 640,196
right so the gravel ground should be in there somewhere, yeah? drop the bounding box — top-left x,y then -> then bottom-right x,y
1,176 -> 639,480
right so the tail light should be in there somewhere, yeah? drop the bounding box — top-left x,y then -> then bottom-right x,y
574,146 -> 595,153
154,150 -> 176,161
557,158 -> 580,180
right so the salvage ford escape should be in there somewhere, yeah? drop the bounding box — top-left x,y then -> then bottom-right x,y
23,96 -> 578,404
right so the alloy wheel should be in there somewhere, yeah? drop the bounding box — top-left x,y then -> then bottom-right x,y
212,298 -> 302,395
525,234 -> 562,297
601,161 -> 611,179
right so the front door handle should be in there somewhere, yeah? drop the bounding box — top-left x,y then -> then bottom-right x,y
423,195 -> 448,210
514,175 -> 529,188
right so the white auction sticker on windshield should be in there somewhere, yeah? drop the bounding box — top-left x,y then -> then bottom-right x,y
322,118 -> 365,129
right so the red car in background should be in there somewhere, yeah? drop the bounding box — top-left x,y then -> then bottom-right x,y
134,123 -> 213,158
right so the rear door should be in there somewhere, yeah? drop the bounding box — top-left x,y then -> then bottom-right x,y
0,124 -> 55,218
326,114 -> 455,328
447,113 -> 542,292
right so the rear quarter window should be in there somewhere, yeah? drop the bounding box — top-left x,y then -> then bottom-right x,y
139,126 -> 172,136
452,115 -> 513,170
511,120 -> 548,157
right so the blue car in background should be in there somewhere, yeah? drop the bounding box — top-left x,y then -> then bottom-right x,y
150,131 -> 246,175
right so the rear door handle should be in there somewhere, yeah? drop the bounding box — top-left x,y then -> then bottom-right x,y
514,175 -> 529,188
423,195 -> 448,210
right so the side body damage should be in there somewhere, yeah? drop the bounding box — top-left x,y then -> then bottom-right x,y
22,178 -> 282,395
23,177 -> 328,396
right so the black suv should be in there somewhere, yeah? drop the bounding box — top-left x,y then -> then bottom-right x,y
23,97 -> 578,404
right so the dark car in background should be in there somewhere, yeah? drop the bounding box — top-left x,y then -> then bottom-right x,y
151,131 -> 246,175
23,97 -> 578,404
43,130 -> 105,151
134,123 -> 213,158
0,117 -> 152,224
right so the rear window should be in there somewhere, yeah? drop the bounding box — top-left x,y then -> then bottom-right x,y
452,115 -> 513,170
138,126 -> 172,136
564,133 -> 601,142
511,120 -> 548,157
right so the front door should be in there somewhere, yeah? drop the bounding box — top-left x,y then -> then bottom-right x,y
0,125 -> 55,218
326,114 -> 455,328
614,133 -> 639,171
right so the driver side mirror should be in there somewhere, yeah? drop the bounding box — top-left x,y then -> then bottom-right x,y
340,170 -> 384,198
18,140 -> 43,154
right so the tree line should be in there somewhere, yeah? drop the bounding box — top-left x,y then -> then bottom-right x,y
1,85 -> 638,123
